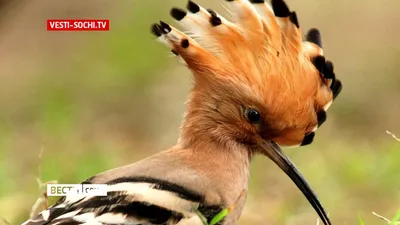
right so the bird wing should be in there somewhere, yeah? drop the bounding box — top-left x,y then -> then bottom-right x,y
21,151 -> 227,225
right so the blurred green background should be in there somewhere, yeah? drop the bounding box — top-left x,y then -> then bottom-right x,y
0,0 -> 399,224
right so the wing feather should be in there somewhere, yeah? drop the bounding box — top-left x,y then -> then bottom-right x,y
22,178 -> 224,225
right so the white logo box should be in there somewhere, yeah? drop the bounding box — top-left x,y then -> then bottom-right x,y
47,184 -> 107,197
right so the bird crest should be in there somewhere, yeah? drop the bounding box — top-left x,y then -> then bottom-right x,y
151,0 -> 342,148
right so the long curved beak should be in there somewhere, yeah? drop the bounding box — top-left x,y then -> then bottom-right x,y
258,139 -> 332,225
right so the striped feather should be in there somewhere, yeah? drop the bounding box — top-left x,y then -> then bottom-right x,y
22,178 -> 224,225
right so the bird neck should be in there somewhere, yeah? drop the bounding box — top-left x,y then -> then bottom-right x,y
178,91 -> 243,152
177,91 -> 253,198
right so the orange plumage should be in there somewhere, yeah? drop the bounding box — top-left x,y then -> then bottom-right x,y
151,1 -> 342,223
153,0 -> 341,148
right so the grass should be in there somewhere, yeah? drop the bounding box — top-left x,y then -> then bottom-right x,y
195,206 -> 233,225
357,210 -> 400,225
372,211 -> 400,225
199,208 -> 400,225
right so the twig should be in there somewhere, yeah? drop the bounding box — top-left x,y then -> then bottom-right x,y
30,147 -> 58,218
373,212 -> 392,224
37,146 -> 44,177
386,130 -> 400,143
372,212 -> 400,224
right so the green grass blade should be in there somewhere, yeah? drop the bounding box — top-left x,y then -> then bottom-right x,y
193,207 -> 209,225
358,213 -> 366,225
209,208 -> 231,225
391,209 -> 400,224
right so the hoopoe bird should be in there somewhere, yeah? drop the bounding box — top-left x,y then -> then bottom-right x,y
22,0 -> 342,224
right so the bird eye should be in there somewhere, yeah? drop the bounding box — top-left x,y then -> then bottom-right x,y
245,108 -> 261,124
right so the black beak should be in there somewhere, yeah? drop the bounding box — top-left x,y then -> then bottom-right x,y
258,139 -> 332,225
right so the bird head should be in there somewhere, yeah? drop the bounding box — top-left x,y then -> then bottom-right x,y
151,0 -> 342,224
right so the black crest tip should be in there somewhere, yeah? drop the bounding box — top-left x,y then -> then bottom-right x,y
159,20 -> 171,33
151,23 -> 162,37
289,11 -> 299,28
317,110 -> 327,127
207,9 -> 222,26
301,132 -> 315,146
312,55 -> 326,74
271,0 -> 291,17
331,80 -> 342,100
325,61 -> 334,73
323,61 -> 335,79
170,8 -> 187,21
306,28 -> 322,48
187,0 -> 200,13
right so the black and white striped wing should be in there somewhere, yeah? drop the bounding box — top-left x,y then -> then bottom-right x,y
22,177 -> 225,225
